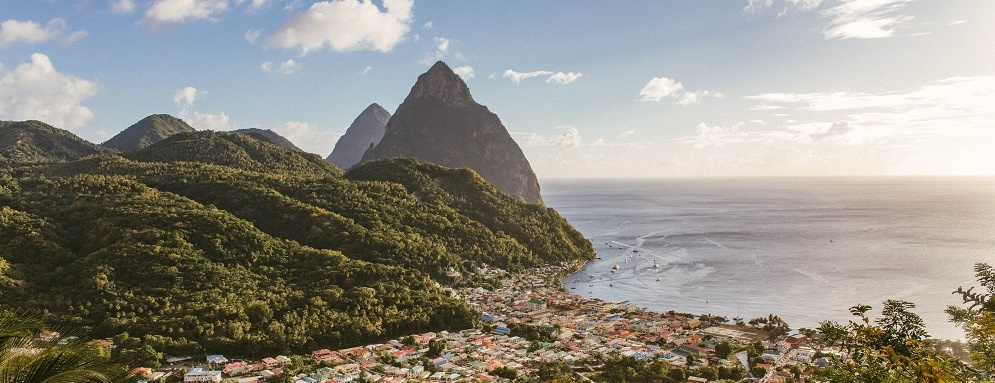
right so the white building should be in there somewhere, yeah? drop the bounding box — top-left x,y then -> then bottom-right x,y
184,368 -> 222,383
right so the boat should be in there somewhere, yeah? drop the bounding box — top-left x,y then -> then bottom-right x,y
612,263 -> 619,271
588,274 -> 594,279
656,277 -> 661,281
653,258 -> 659,268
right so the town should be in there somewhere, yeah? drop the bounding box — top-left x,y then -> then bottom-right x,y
126,263 -> 848,383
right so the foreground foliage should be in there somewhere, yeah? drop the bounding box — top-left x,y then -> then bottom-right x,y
818,263 -> 995,382
0,311 -> 133,383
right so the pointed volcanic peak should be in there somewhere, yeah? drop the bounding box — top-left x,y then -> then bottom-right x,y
102,114 -> 195,152
326,103 -> 391,169
361,61 -> 544,205
1,120 -> 111,165
231,128 -> 303,151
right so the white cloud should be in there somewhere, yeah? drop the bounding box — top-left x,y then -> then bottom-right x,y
503,69 -> 552,84
423,21 -> 433,29
745,0 -> 824,13
172,86 -> 204,106
434,37 -> 449,55
554,127 -> 582,149
620,129 -> 636,138
640,76 -> 722,105
0,18 -> 67,48
274,120 -> 341,154
146,0 -> 230,25
359,65 -> 372,75
678,90 -> 724,106
63,30 -> 88,45
244,29 -> 261,44
260,59 -> 299,74
639,77 -> 685,101
0,53 -> 99,129
267,0 -> 414,54
504,70 -> 583,85
732,76 -> 995,147
810,120 -> 854,141
822,0 -> 917,39
111,0 -> 137,14
278,59 -> 298,74
420,36 -> 452,65
187,111 -> 232,130
546,72 -> 582,85
676,121 -> 794,148
744,0 -> 918,39
238,0 -> 269,10
453,66 -> 474,81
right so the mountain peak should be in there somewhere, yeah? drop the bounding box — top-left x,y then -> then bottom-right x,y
326,103 -> 391,169
361,62 -> 544,205
407,61 -> 474,106
102,114 -> 194,152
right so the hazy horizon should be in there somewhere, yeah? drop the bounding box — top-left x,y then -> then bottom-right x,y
1,1 -> 993,178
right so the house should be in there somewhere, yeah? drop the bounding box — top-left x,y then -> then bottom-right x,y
688,377 -> 709,383
223,361 -> 251,376
677,344 -> 710,357
206,355 -> 228,367
335,364 -> 361,375
312,349 -> 341,364
786,333 -> 809,345
276,355 -> 293,366
683,319 -> 702,329
184,368 -> 222,383
262,358 -> 279,368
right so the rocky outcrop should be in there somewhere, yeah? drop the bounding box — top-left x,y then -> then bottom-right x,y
326,103 -> 390,169
361,61 -> 543,205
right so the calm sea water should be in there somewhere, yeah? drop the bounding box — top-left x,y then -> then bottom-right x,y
545,177 -> 995,340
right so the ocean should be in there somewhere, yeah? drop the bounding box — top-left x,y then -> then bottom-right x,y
544,177 -> 995,340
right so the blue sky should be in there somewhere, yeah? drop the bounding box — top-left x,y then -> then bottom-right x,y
1,0 -> 993,177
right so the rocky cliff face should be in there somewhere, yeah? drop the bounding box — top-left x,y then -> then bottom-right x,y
326,103 -> 390,169
102,114 -> 195,152
361,61 -> 543,205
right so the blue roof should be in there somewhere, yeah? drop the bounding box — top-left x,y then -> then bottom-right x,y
482,315 -> 495,322
493,327 -> 510,335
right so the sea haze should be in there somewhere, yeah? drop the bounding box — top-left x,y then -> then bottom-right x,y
544,177 -> 995,340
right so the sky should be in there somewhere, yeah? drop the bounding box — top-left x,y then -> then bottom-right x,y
1,0 -> 993,178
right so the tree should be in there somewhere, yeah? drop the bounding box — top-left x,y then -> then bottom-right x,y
947,262 -> 995,379
0,310 -> 134,383
714,341 -> 734,359
489,366 -> 517,380
531,359 -> 572,381
818,300 -> 970,382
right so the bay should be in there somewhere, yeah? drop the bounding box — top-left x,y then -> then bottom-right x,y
545,177 -> 995,340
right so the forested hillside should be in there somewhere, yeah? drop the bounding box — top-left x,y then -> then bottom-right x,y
0,130 -> 594,357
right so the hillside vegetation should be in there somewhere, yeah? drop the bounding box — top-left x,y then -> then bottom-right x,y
0,130 -> 594,357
